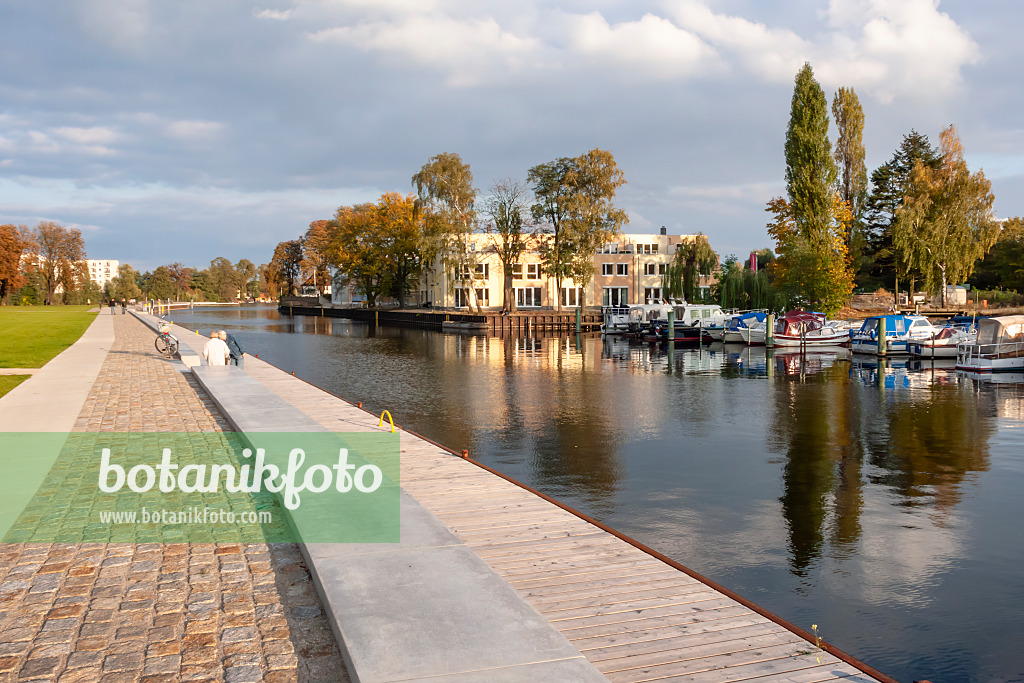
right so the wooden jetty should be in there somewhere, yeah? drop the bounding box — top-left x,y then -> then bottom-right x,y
279,302 -> 605,332
240,354 -> 896,683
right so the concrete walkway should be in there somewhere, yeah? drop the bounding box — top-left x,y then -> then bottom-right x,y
0,313 -> 348,682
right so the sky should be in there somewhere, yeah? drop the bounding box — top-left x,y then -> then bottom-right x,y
2,0 -> 1022,273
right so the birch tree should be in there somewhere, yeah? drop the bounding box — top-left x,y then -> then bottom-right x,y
484,178 -> 531,312
893,125 -> 998,306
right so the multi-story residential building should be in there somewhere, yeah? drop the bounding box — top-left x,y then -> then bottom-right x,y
413,228 -> 712,310
86,259 -> 119,290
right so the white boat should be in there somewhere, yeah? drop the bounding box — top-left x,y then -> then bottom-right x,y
908,325 -> 975,358
627,303 -> 673,335
723,311 -> 767,343
602,306 -> 631,334
772,311 -> 851,347
738,320 -> 767,345
850,314 -> 938,355
956,315 -> 1024,372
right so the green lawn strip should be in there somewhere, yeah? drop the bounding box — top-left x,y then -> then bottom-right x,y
0,307 -> 98,368
0,375 -> 31,398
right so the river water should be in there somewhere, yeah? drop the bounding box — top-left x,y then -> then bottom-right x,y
170,305 -> 1024,683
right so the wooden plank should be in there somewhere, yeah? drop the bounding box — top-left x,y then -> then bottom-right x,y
582,622 -> 785,661
562,604 -> 757,640
595,630 -> 800,674
601,643 -> 827,682
545,590 -> 732,621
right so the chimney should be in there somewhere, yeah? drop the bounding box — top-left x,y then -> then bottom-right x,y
660,226 -> 667,235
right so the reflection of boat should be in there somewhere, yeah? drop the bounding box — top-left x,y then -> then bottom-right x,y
958,370 -> 1024,385
772,345 -> 849,376
908,325 -> 975,358
442,320 -> 489,332
956,315 -> 1024,372
850,314 -> 938,355
772,311 -> 851,347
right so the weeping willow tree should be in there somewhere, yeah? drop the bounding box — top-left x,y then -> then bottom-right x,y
663,234 -> 717,302
715,254 -> 789,312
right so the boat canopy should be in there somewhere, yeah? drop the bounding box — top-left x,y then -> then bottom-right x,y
725,311 -> 767,330
856,314 -> 931,336
976,316 -> 1024,345
775,310 -> 826,335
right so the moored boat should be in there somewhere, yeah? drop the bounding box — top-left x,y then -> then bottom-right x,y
772,310 -> 851,347
908,325 -> 975,358
602,306 -> 632,334
723,311 -> 767,343
956,315 -> 1024,372
850,314 -> 938,355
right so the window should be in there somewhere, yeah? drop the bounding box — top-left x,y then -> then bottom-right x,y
602,287 -> 629,307
644,263 -> 657,276
635,244 -> 658,255
597,244 -> 619,254
616,263 -> 628,276
462,263 -> 489,279
659,264 -> 667,276
475,288 -> 489,306
601,263 -> 614,276
561,287 -> 582,307
454,288 -> 470,307
526,263 -> 541,279
516,287 -> 542,307
644,287 -> 662,303
511,264 -> 523,278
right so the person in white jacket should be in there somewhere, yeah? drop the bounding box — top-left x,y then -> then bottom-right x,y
202,330 -> 230,366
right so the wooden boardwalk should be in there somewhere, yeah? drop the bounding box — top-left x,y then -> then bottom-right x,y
243,355 -> 891,683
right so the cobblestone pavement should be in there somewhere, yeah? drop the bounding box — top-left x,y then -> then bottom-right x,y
0,315 -> 349,682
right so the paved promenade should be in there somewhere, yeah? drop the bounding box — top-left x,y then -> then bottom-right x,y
0,312 -> 347,682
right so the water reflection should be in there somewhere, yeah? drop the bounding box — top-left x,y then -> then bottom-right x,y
165,306 -> 1024,682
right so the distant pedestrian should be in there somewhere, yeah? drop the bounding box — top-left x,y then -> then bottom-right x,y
219,330 -> 244,368
121,298 -> 127,314
109,299 -> 116,315
202,331 -> 230,366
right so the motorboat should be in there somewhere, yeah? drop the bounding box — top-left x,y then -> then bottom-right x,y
738,319 -> 767,345
850,314 -> 938,355
602,306 -> 632,334
956,315 -> 1024,372
908,325 -> 975,358
627,303 -> 673,335
664,302 -> 726,343
772,310 -> 851,347
723,311 -> 767,343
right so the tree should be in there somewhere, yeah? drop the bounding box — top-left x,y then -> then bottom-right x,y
330,203 -> 387,307
146,266 -> 176,300
377,193 -> 424,308
832,87 -> 867,269
165,262 -> 191,300
269,240 -> 303,297
767,194 -> 855,317
483,178 -> 532,312
0,224 -> 31,305
529,149 -> 627,310
968,218 -> 1024,292
412,153 -> 479,310
302,220 -> 333,296
234,259 -> 257,300
663,234 -> 717,303
785,63 -> 837,245
893,125 -> 998,306
862,131 -> 941,288
109,264 -> 141,301
33,221 -> 86,305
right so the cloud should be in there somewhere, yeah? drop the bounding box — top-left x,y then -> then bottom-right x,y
254,8 -> 294,21
165,120 -> 225,141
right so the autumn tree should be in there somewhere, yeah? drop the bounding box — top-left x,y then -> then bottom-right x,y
377,193 -> 424,308
529,149 -> 627,310
663,234 -> 717,303
412,153 -> 479,310
33,221 -> 86,304
302,220 -> 333,296
483,178 -> 532,311
968,217 -> 1024,293
165,262 -> 191,300
767,195 -> 855,317
145,266 -> 176,300
0,224 -> 31,305
893,125 -> 998,307
270,240 -> 303,297
330,203 -> 387,307
109,263 -> 141,301
832,87 -> 867,268
234,259 -> 257,300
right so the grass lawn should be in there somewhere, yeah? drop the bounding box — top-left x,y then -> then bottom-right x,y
0,306 -> 97,369
0,374 -> 31,398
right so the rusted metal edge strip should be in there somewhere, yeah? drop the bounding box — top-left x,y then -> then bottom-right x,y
280,366 -> 899,683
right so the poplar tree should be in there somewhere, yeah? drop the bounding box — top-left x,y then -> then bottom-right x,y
831,88 -> 867,266
785,63 -> 837,242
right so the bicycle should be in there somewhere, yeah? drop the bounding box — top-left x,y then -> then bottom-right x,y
155,323 -> 179,357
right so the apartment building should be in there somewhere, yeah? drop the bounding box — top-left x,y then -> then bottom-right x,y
415,229 -> 711,310
87,259 -> 119,290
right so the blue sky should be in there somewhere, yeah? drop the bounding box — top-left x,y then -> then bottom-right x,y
1,0 -> 1020,272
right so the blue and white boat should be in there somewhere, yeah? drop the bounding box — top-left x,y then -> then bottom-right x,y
850,314 -> 938,355
723,311 -> 767,343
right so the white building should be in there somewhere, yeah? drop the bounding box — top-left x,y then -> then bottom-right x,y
87,259 -> 119,290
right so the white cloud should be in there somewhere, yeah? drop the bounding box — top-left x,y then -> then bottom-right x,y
74,0 -> 152,52
53,126 -> 119,145
254,8 -> 293,21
